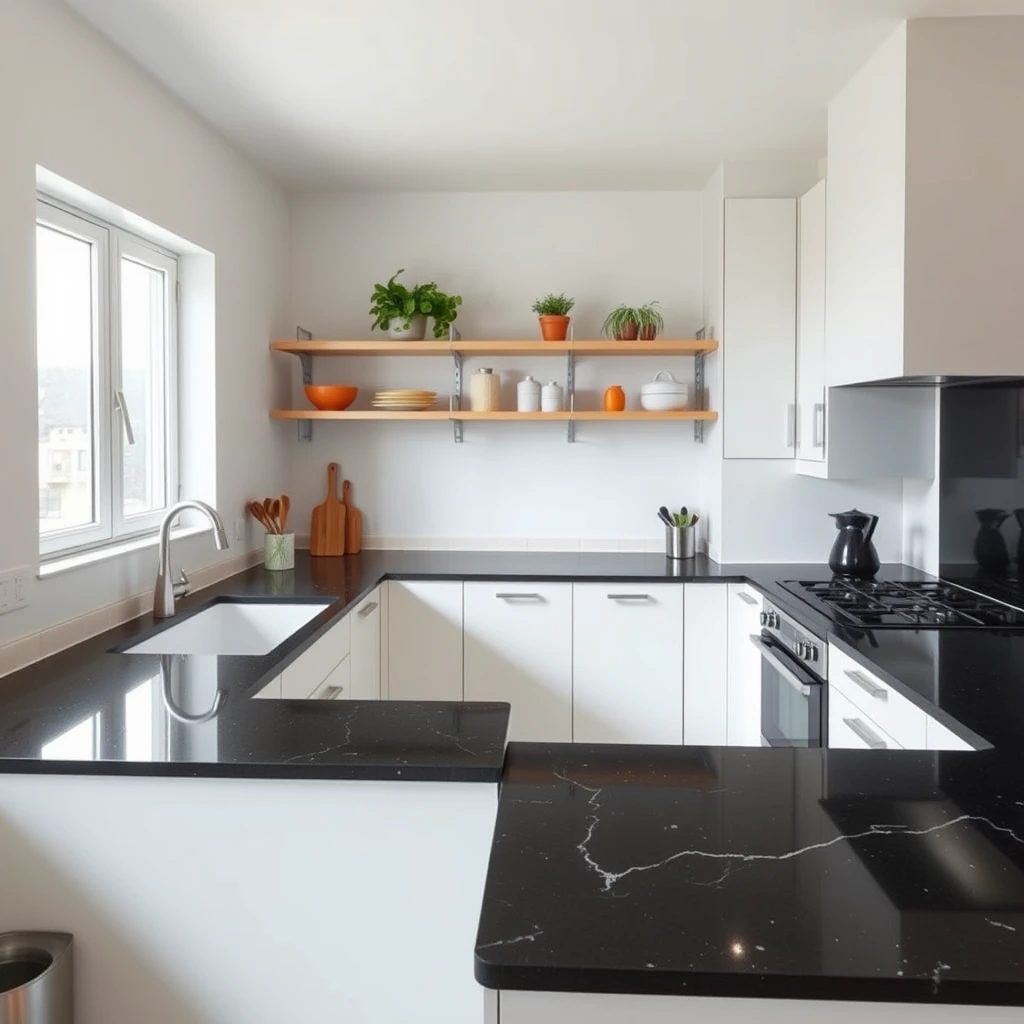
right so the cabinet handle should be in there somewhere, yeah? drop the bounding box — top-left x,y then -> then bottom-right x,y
813,401 -> 825,448
786,403 -> 796,449
844,668 -> 888,702
843,717 -> 888,749
737,591 -> 758,606
495,592 -> 544,601
749,635 -> 812,695
357,601 -> 378,617
314,685 -> 345,700
607,593 -> 651,601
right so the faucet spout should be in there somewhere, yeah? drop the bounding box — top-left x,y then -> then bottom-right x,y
154,500 -> 229,618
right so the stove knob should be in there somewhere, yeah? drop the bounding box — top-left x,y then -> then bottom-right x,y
797,642 -> 810,660
807,644 -> 819,662
770,611 -> 781,629
759,611 -> 768,627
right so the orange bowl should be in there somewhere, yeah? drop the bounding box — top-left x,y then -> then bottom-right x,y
304,385 -> 358,411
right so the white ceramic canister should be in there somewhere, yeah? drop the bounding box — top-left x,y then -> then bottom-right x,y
541,380 -> 564,413
517,375 -> 542,412
470,367 -> 501,412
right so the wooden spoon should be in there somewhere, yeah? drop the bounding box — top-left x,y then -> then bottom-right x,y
270,498 -> 282,534
247,501 -> 275,534
279,494 -> 291,533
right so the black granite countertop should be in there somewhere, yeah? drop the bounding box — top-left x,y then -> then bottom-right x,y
476,741 -> 1024,1005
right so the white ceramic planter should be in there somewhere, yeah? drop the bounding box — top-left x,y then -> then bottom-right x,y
387,314 -> 427,340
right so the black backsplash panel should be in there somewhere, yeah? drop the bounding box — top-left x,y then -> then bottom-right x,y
940,383 -> 1024,594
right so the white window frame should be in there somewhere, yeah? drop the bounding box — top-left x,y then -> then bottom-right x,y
36,196 -> 179,560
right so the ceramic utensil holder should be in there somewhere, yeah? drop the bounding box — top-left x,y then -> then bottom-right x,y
265,532 -> 295,571
665,524 -> 696,560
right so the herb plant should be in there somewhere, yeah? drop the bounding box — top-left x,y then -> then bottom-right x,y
369,269 -> 463,338
602,305 -> 640,338
635,301 -> 665,336
532,293 -> 575,317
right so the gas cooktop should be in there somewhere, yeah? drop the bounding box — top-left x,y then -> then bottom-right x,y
778,578 -> 1024,630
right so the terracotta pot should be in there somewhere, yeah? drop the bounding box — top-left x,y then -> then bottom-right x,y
638,324 -> 658,341
538,315 -> 570,341
603,385 -> 626,412
614,320 -> 639,341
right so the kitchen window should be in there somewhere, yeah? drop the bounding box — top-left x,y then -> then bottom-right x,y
36,197 -> 179,559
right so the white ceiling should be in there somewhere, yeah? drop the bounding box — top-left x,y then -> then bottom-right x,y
66,0 -> 1024,192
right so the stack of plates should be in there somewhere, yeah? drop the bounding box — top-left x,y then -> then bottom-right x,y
372,389 -> 438,412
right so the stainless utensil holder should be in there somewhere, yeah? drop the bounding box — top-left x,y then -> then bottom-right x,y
0,932 -> 73,1024
666,524 -> 696,560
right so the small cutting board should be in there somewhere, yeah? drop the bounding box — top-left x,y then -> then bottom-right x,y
343,479 -> 362,555
310,462 -> 345,556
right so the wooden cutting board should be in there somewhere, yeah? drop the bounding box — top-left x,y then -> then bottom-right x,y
343,479 -> 362,555
310,462 -> 345,556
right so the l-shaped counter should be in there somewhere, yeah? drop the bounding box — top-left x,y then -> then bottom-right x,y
1,550 -> 1023,1022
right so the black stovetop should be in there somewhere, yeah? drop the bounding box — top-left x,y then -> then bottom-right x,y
779,577 -> 1024,629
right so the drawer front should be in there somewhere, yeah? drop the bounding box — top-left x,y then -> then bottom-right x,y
828,644 -> 927,749
828,686 -> 901,750
281,614 -> 351,699
311,654 -> 351,701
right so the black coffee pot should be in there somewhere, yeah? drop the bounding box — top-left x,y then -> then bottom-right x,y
828,509 -> 880,577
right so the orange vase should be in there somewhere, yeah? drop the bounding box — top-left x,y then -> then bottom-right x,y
603,385 -> 626,412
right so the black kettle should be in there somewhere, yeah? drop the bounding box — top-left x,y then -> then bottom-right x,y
975,509 -> 1010,569
828,509 -> 880,577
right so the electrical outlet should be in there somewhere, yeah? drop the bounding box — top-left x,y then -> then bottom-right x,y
234,518 -> 247,542
12,567 -> 30,609
0,576 -> 10,612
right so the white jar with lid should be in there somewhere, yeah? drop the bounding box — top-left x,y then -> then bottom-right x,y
470,367 -> 500,411
541,380 -> 564,412
517,375 -> 541,412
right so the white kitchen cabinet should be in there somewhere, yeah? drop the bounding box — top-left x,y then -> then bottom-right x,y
723,197 -> 797,460
828,685 -> 901,750
683,584 -> 728,745
310,654 -> 351,700
349,587 -> 381,700
253,675 -> 281,699
281,615 -> 351,700
926,714 -> 976,752
464,583 -> 572,742
796,179 -> 826,463
387,581 -> 464,701
726,583 -> 763,746
573,585 -> 683,744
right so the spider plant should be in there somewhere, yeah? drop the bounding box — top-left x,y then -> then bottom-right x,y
635,301 -> 665,340
602,305 -> 640,340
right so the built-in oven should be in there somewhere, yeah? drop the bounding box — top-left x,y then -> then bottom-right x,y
751,602 -> 827,748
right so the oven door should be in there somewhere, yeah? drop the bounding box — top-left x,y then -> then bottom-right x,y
750,632 -> 824,748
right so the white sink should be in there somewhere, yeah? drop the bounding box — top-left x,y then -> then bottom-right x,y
123,600 -> 332,656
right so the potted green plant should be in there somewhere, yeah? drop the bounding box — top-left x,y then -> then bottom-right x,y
532,293 -> 575,341
369,269 -> 463,340
635,301 -> 665,341
602,305 -> 640,341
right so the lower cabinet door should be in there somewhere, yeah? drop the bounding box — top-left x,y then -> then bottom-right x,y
387,581 -> 464,701
572,584 -> 683,744
683,585 -> 728,745
281,615 -> 351,699
349,588 -> 381,700
464,583 -> 573,742
726,583 -> 764,745
311,655 -> 351,700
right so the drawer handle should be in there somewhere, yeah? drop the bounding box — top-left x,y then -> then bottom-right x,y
495,593 -> 544,601
737,591 -> 758,606
607,594 -> 651,601
843,717 -> 887,749
357,601 -> 378,617
318,685 -> 345,700
845,668 -> 888,702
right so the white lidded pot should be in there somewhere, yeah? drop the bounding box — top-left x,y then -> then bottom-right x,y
517,375 -> 541,412
640,370 -> 689,411
541,380 -> 564,412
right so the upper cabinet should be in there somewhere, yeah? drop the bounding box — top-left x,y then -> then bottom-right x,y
826,19 -> 1024,386
796,181 -> 826,464
722,198 -> 797,459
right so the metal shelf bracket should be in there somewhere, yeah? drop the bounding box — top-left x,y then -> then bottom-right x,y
451,324 -> 463,442
297,326 -> 313,442
693,325 -> 708,443
567,349 -> 576,443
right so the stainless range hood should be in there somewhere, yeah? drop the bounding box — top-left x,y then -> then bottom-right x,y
845,376 -> 1024,389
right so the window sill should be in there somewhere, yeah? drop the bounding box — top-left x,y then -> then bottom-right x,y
38,525 -> 213,579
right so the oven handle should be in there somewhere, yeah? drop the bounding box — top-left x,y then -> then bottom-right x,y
749,634 -> 813,696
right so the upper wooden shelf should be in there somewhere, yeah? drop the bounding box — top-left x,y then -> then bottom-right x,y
270,339 -> 718,358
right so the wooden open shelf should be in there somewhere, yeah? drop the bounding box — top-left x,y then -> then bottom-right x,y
270,338 -> 718,358
271,408 -> 718,423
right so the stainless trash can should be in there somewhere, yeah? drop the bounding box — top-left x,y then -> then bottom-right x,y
0,933 -> 72,1024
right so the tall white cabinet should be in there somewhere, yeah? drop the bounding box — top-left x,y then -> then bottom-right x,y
573,585 -> 683,745
463,583 -> 572,742
682,584 -> 728,745
722,198 -> 797,460
795,180 -> 827,464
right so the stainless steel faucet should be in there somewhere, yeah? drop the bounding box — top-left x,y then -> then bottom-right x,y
154,500 -> 229,618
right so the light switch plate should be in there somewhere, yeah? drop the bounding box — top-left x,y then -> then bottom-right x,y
0,566 -> 31,614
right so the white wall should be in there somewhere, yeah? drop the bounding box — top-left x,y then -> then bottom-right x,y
0,0 -> 291,646
825,23 -> 907,387
0,773 -> 496,1024
287,191 -> 705,548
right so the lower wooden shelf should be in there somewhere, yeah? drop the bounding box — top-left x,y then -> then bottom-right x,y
271,409 -> 717,423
